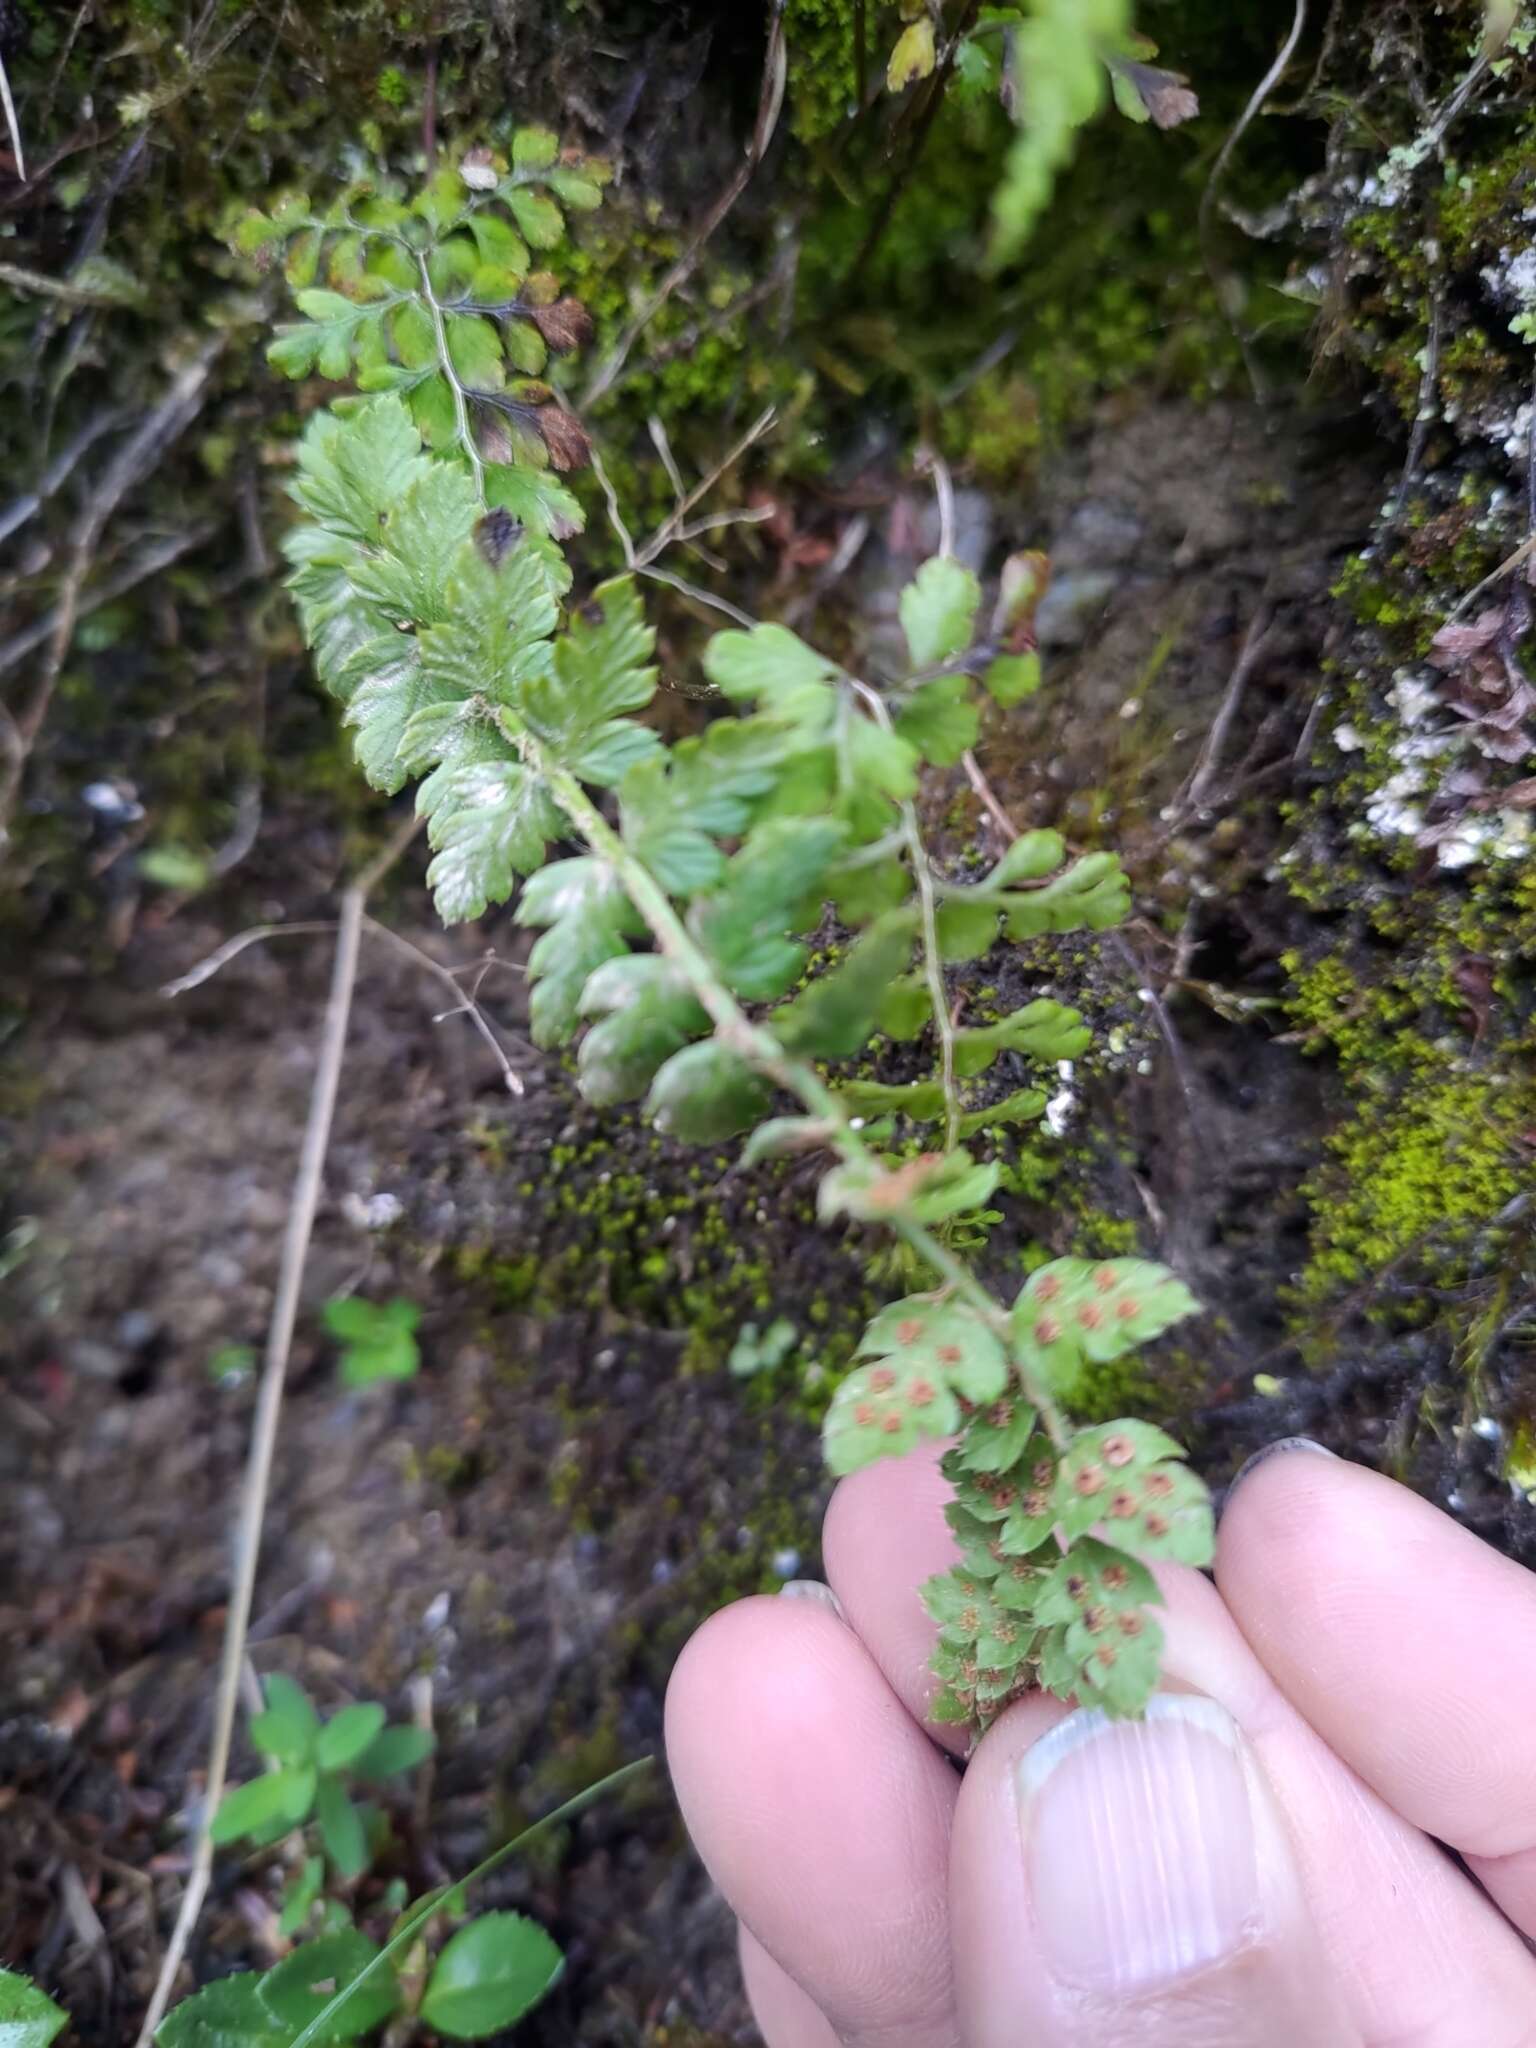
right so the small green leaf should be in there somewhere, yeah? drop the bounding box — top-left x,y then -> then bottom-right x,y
352,1723 -> 436,1780
981,652 -> 1041,706
250,1674 -> 320,1765
818,1148 -> 1000,1228
446,313 -> 504,389
702,624 -> 839,721
899,556 -> 981,669
509,188 -> 565,249
833,1078 -> 946,1121
517,857 -> 645,1049
1031,1536 -> 1166,1718
887,16 -> 937,90
1013,1258 -> 1199,1370
316,1703 -> 387,1773
953,998 -> 1090,1078
692,818 -> 845,1001
576,958 -> 708,1108
466,211 -> 530,274
984,829 -> 1065,886
0,1971 -> 68,2048
484,462 -> 585,539
956,1087 -> 1047,1140
845,714 -> 919,801
876,975 -> 931,1041
826,1295 -> 1005,1473
774,910 -> 915,1058
1000,852 -> 1130,938
278,1858 -> 326,1940
211,1767 -> 316,1845
157,1972 -> 286,2047
895,674 -> 979,765
421,755 -> 565,925
1054,1421 -> 1213,1565
547,167 -> 604,210
952,1396 -> 1040,1475
324,1297 -> 422,1388
420,1912 -> 564,2040
316,1776 -> 369,1881
258,1931 -> 399,2042
646,1040 -> 771,1143
934,898 -> 999,963
511,126 -> 560,168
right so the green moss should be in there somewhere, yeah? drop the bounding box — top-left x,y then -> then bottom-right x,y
1298,1073 -> 1531,1306
784,0 -> 889,142
939,370 -> 1043,490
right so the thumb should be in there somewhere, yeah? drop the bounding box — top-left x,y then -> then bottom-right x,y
949,1691 -> 1360,2047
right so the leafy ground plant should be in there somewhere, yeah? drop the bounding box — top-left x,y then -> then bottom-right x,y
153,1911 -> 561,2047
728,1314 -> 799,1378
232,139 -> 1213,1733
0,1764 -> 647,2047
210,1673 -> 435,1883
324,1296 -> 423,1388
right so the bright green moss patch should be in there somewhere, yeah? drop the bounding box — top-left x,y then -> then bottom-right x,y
1297,1073 -> 1531,1306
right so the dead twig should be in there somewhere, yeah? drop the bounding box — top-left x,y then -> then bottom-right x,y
1179,607 -> 1276,814
580,2 -> 788,409
362,917 -> 528,1094
0,50 -> 24,182
159,923 -> 340,999
1442,534 -> 1536,626
918,445 -> 957,560
1399,275 -> 1444,500
162,906 -> 528,1093
961,751 -> 1019,843
588,409 -> 779,639
0,405 -> 134,551
0,526 -> 219,679
131,815 -> 422,2048
0,339 -> 225,846
1199,0 -> 1309,400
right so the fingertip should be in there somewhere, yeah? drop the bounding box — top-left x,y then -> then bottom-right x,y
739,1927 -> 840,2048
664,1589 -> 960,2045
1217,1443 -> 1536,1878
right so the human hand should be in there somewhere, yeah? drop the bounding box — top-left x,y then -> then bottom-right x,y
666,1440 -> 1536,2046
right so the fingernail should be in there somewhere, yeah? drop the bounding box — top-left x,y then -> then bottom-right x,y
1224,1436 -> 1336,1513
778,1579 -> 845,1620
1018,1695 -> 1262,1995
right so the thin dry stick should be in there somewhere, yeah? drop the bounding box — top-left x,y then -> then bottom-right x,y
919,446 -> 957,560
961,751 -> 1019,842
1199,0 -> 1309,396
0,338 -> 223,843
1182,607 -> 1275,813
587,412 -> 779,636
160,923 -> 339,998
362,915 -> 527,1094
0,50 -> 24,181
132,816 -> 420,2048
162,913 -> 525,1092
580,3 -> 787,409
0,404 -> 134,551
633,406 -> 779,571
0,527 -> 218,679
